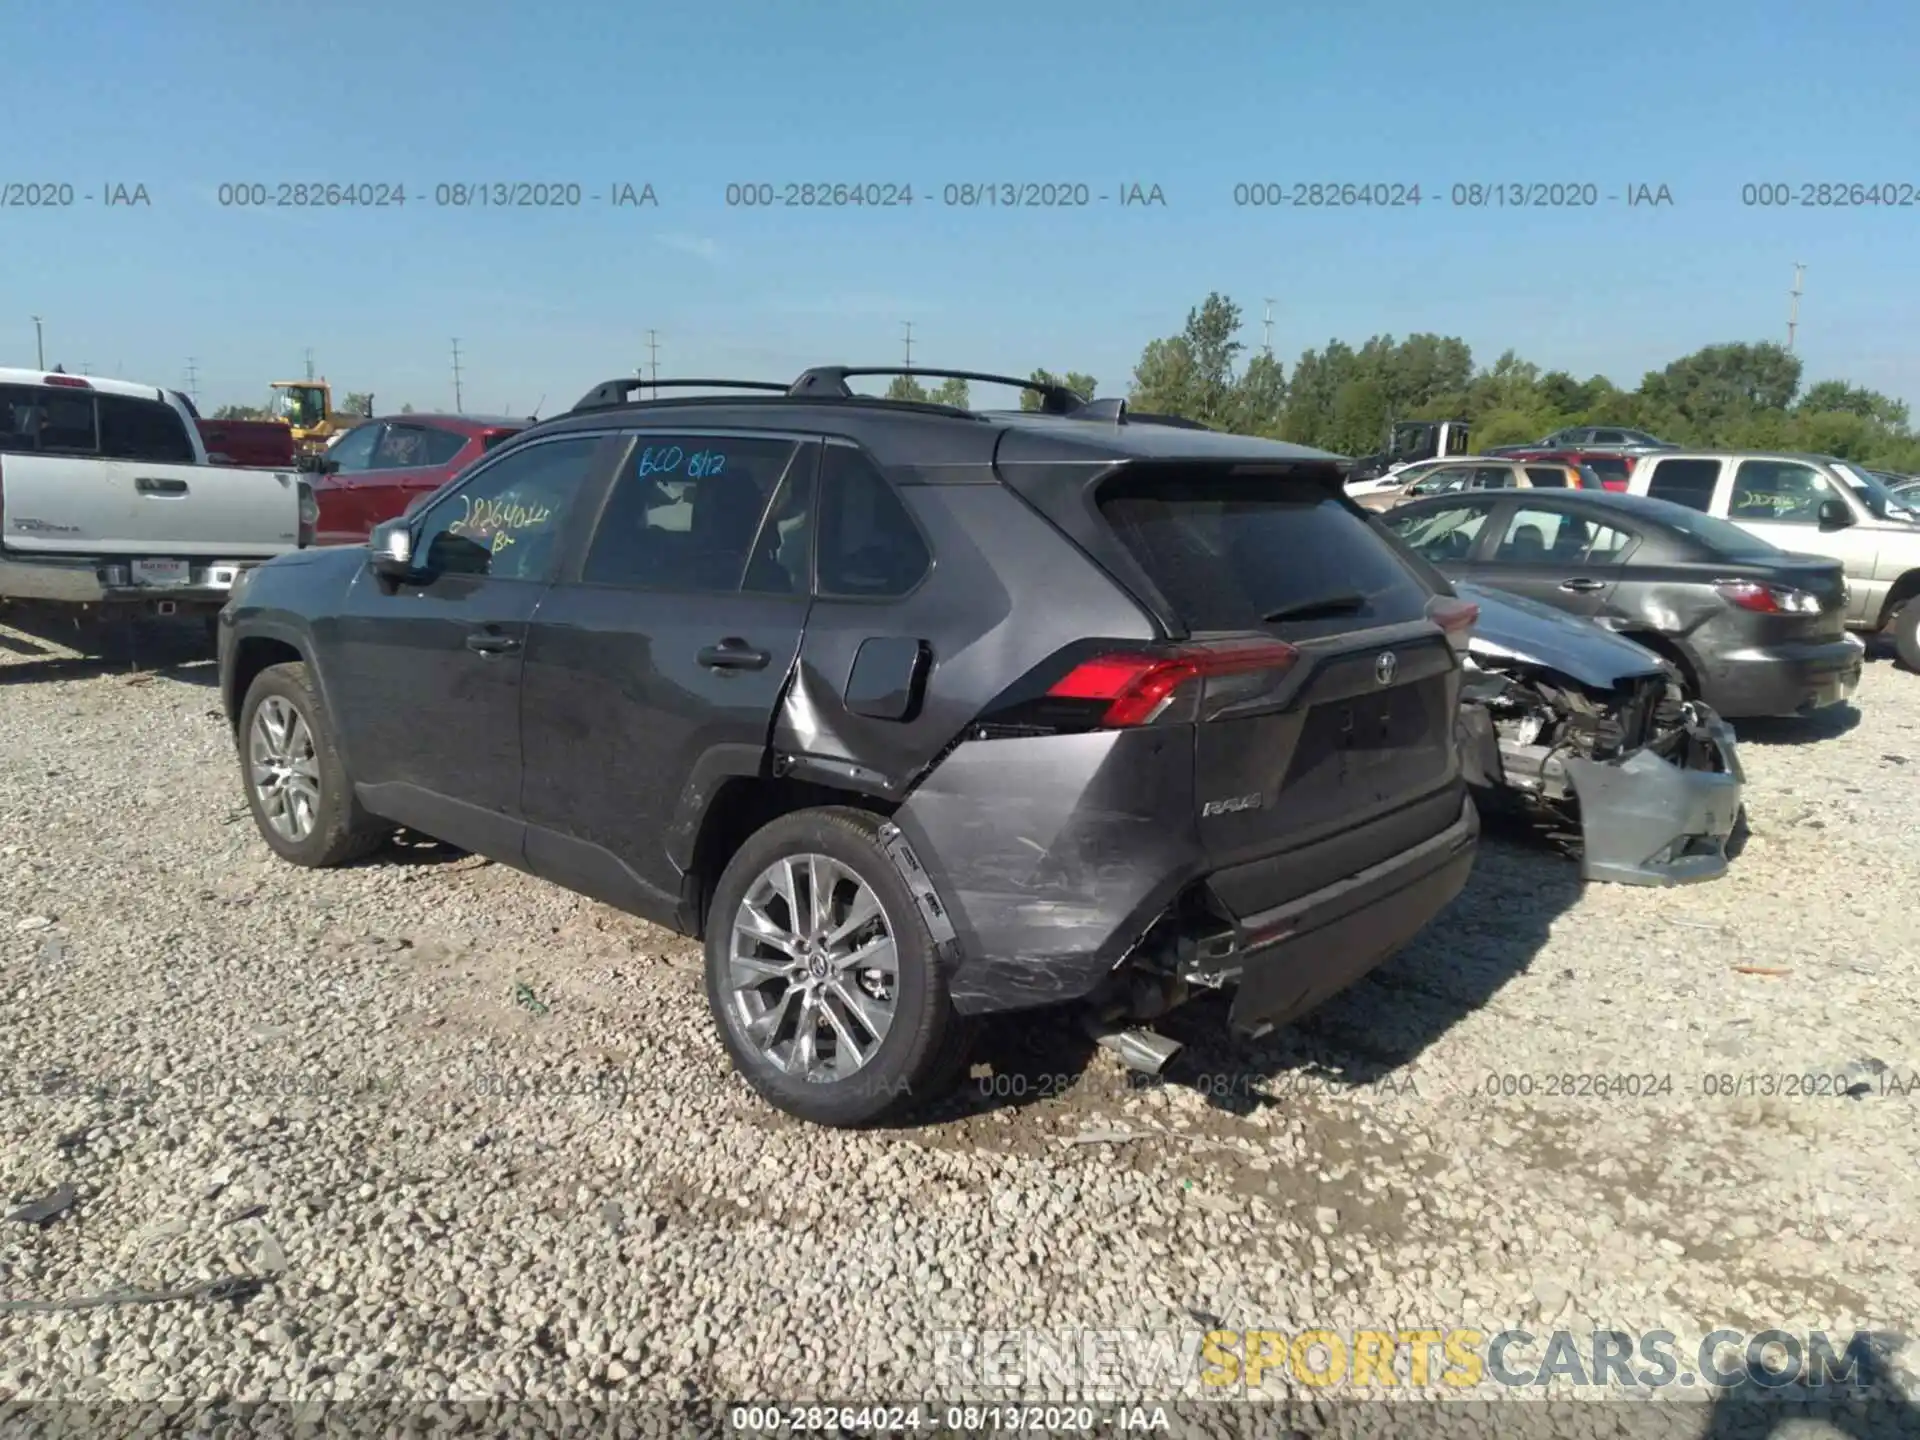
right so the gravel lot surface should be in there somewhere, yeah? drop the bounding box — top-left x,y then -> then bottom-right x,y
2,615 -> 1917,1437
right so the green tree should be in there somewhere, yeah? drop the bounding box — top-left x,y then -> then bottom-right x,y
211,403 -> 269,420
341,391 -> 374,416
884,375 -> 930,403
1639,342 -> 1802,430
1797,379 -> 1910,429
1229,351 -> 1287,436
400,402 -> 416,414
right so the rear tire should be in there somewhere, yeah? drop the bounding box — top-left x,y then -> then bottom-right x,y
238,661 -> 389,868
703,807 -> 969,1127
1893,600 -> 1920,674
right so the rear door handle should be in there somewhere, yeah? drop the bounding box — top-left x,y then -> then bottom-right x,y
465,630 -> 521,655
136,477 -> 188,496
698,638 -> 770,670
1559,577 -> 1607,592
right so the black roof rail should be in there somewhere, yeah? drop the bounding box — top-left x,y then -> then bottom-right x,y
1125,410 -> 1211,430
570,377 -> 791,412
788,366 -> 1084,415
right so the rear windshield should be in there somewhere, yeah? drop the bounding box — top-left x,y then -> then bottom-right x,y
1656,506 -> 1784,559
1096,470 -> 1433,632
1585,456 -> 1630,480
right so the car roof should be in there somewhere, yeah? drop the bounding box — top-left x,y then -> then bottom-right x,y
1631,449 -> 1851,464
0,366 -> 176,401
516,366 -> 1347,477
352,412 -> 529,431
1394,485 -> 1720,528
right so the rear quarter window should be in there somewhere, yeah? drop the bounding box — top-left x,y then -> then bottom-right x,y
1095,470 -> 1434,633
97,394 -> 196,463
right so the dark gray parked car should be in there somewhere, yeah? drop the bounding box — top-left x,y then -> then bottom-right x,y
1382,488 -> 1864,718
217,367 -> 1482,1127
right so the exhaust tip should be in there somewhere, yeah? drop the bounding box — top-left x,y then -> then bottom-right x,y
1091,1025 -> 1183,1076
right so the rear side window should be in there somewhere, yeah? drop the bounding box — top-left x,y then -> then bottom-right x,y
1585,457 -> 1628,483
1643,458 -> 1720,511
482,429 -> 520,452
0,384 -> 98,453
1654,506 -> 1783,559
97,394 -> 196,462
1096,470 -> 1433,631
1524,465 -> 1568,488
816,445 -> 931,598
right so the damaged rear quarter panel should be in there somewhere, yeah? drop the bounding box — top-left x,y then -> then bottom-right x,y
891,728 -> 1203,1015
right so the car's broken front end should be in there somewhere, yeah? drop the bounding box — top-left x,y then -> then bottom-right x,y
1452,584 -> 1744,886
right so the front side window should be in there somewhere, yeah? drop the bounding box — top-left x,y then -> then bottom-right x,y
1729,460 -> 1833,524
413,436 -> 598,582
370,423 -> 467,470
1386,503 -> 1493,563
97,394 -> 196,463
327,423 -> 384,473
581,435 -> 803,591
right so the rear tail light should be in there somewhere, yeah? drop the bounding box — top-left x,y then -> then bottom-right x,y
1426,594 -> 1479,652
1046,640 -> 1302,728
296,479 -> 318,547
1715,580 -> 1820,614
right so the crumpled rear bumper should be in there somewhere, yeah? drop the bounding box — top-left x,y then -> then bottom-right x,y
1562,704 -> 1744,886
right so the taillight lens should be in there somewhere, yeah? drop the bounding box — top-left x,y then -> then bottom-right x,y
1046,640 -> 1301,728
1426,594 -> 1479,651
297,479 -> 318,547
1715,580 -> 1820,614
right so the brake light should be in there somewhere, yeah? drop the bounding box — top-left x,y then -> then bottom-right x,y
1426,594 -> 1479,651
43,374 -> 90,389
1045,641 -> 1301,728
1715,580 -> 1821,615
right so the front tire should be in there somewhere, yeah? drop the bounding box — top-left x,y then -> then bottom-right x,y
703,807 -> 969,1127
1893,600 -> 1920,674
238,661 -> 389,867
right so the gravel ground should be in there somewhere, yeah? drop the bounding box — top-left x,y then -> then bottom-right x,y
2,615 -> 1917,1438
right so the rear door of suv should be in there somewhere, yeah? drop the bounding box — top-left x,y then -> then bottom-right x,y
516,430 -> 818,924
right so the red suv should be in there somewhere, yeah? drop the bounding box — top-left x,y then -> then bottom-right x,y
310,413 -> 528,544
1496,448 -> 1637,491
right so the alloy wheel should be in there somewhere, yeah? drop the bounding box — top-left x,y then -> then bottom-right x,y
727,853 -> 900,1083
248,695 -> 321,842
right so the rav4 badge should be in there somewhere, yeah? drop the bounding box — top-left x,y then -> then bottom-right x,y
1202,793 -> 1264,817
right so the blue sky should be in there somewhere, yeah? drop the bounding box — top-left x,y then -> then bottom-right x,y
8,0 -> 1920,417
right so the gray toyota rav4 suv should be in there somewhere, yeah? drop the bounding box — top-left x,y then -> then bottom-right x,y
218,368 -> 1481,1126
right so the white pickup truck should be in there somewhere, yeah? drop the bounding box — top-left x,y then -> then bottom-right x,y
0,368 -> 314,621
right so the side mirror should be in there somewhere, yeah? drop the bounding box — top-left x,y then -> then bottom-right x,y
1817,498 -> 1854,530
369,519 -> 416,577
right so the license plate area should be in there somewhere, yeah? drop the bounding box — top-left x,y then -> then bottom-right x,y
130,559 -> 189,586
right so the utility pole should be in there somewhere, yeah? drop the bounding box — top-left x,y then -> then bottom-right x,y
31,316 -> 44,369
185,357 -> 200,404
1787,262 -> 1805,351
451,338 -> 464,412
1263,299 -> 1276,357
304,348 -> 315,381
902,322 -> 913,367
646,330 -> 660,397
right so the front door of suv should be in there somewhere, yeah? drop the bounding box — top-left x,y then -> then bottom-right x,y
517,433 -> 817,925
326,433 -> 609,858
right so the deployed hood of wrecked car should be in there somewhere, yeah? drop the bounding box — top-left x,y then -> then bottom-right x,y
1455,582 -> 1668,688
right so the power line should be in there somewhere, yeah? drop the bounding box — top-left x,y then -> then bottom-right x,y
902,321 -> 913,367
1787,262 -> 1805,352
451,338 -> 464,412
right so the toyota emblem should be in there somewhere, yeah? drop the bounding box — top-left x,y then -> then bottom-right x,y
1375,651 -> 1397,685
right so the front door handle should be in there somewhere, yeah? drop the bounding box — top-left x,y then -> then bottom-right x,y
136,477 -> 188,496
1559,577 -> 1607,593
698,638 -> 770,670
466,630 -> 521,655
